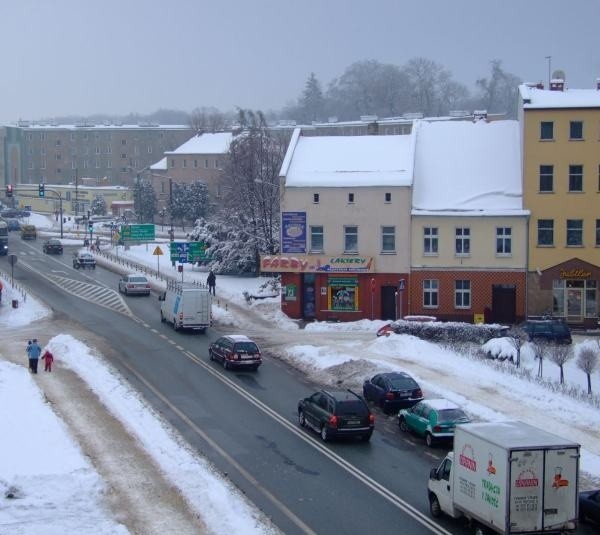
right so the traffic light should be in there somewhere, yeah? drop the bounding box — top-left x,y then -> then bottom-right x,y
38,183 -> 45,197
6,184 -> 13,197
88,223 -> 93,233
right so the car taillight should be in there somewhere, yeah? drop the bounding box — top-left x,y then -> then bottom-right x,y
385,392 -> 395,400
234,353 -> 241,360
433,425 -> 442,433
415,389 -> 423,398
369,414 -> 375,425
328,415 -> 338,427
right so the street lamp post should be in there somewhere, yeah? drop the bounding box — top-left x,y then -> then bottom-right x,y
75,168 -> 79,217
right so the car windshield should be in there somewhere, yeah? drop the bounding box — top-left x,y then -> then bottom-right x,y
335,400 -> 369,417
389,376 -> 418,390
437,409 -> 469,423
129,277 -> 147,283
552,324 -> 570,335
234,342 -> 259,353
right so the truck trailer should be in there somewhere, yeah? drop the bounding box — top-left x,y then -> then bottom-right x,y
427,421 -> 579,534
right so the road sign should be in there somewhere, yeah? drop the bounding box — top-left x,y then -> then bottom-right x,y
120,224 -> 155,242
8,254 -> 17,266
398,278 -> 406,291
170,241 -> 208,263
153,246 -> 163,256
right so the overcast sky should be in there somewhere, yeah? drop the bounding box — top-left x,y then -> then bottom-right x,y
1,0 -> 598,123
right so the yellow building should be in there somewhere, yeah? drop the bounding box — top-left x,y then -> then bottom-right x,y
14,183 -> 133,217
519,80 -> 600,325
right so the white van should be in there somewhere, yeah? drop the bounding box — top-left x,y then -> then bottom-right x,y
159,281 -> 211,333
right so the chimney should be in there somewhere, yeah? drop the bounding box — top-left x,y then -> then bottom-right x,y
550,78 -> 565,91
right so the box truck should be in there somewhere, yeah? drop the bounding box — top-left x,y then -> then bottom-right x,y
427,421 -> 579,534
159,281 -> 211,333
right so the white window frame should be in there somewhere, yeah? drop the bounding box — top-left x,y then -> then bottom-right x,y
423,279 -> 439,308
455,227 -> 470,256
496,227 -> 512,256
310,225 -> 324,252
344,225 -> 358,253
424,227 -> 438,255
381,226 -> 395,253
455,280 -> 471,309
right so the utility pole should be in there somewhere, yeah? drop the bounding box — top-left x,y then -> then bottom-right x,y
137,172 -> 142,223
545,56 -> 552,87
169,177 -> 174,239
75,168 -> 79,216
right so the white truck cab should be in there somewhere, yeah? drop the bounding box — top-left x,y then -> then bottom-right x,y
159,281 -> 211,333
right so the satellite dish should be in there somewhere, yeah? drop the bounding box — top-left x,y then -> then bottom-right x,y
552,69 -> 566,81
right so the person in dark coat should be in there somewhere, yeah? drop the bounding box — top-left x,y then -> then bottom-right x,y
29,339 -> 42,374
207,270 -> 216,296
41,349 -> 54,372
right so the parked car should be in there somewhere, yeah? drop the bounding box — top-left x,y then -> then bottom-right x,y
20,224 -> 37,240
73,251 -> 96,269
118,274 -> 151,296
398,399 -> 471,447
298,389 -> 374,442
519,319 -> 572,345
0,208 -> 20,218
5,218 -> 20,231
579,488 -> 600,525
42,238 -> 63,255
363,372 -> 423,413
209,334 -> 262,370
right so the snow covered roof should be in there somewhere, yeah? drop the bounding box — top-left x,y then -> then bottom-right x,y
150,157 -> 167,170
412,120 -> 528,216
282,130 -> 416,187
519,83 -> 600,109
165,132 -> 233,155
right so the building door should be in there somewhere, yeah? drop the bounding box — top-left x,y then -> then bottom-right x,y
491,285 -> 516,324
566,286 -> 583,323
381,286 -> 396,320
302,273 -> 316,319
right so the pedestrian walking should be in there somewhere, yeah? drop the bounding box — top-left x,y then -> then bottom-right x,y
29,339 -> 42,374
41,349 -> 54,372
207,270 -> 216,296
26,340 -> 33,371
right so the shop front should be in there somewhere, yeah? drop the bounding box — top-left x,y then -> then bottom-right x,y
260,254 -> 407,322
537,258 -> 599,327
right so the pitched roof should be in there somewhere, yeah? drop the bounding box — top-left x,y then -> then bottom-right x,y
165,132 -> 233,155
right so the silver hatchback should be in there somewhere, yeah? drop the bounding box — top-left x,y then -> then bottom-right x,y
118,274 -> 151,296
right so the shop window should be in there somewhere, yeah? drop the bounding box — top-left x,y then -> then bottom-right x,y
566,219 -> 583,246
496,227 -> 512,255
455,280 -> 471,309
344,225 -> 358,253
539,165 -> 553,192
568,165 -> 583,192
596,219 -> 600,246
455,227 -> 470,256
585,281 -> 597,317
537,219 -> 554,246
310,225 -> 324,252
329,277 -> 358,312
423,279 -> 438,308
569,121 -> 583,140
424,227 -> 438,255
540,121 -> 554,140
381,226 -> 395,253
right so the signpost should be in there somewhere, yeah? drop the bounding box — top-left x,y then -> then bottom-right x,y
8,254 -> 17,285
120,224 -> 155,243
153,245 -> 163,277
398,278 -> 406,320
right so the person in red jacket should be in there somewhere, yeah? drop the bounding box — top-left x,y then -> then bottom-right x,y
41,349 -> 54,372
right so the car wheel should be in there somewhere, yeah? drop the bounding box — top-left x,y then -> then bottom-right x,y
298,411 -> 306,427
399,417 -> 409,432
209,350 -> 214,361
425,432 -> 434,448
223,359 -> 229,370
474,524 -> 487,535
429,495 -> 442,518
320,426 -> 329,442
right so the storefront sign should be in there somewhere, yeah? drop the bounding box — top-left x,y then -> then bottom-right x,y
559,268 -> 591,279
260,254 -> 374,273
329,277 -> 359,311
281,212 -> 306,253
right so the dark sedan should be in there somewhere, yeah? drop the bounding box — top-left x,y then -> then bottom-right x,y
363,372 -> 423,413
43,238 -> 63,255
580,489 -> 600,525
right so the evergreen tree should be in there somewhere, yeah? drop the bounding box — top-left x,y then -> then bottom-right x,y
91,195 -> 107,216
299,72 -> 325,123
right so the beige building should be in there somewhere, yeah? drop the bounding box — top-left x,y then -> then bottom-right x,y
519,80 -> 600,325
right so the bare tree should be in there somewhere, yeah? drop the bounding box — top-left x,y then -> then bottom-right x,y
189,107 -> 227,134
505,326 -> 527,368
531,340 -> 549,378
476,60 -> 522,118
577,346 -> 599,395
547,344 -> 574,384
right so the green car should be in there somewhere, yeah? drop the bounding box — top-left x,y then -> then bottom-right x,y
397,399 -> 470,447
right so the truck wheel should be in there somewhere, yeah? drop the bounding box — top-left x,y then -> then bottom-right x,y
429,495 -> 441,517
425,432 -> 434,447
474,524 -> 487,535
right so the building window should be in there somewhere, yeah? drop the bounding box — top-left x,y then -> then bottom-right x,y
569,121 -> 583,140
423,227 -> 438,255
83,160 -> 88,169
28,162 -> 34,170
41,148 -> 46,156
329,277 -> 358,312
70,133 -> 75,141
381,226 -> 395,253
107,161 -> 112,169
41,160 -> 46,169
193,159 -> 198,168
455,227 -> 470,255
344,225 -> 358,253
423,280 -> 439,308
160,182 -> 165,194
95,159 -> 100,168
134,146 -> 139,156
107,146 -> 112,154
183,159 -> 187,168
596,220 -> 600,246
148,146 -> 152,154
540,121 -> 554,140
539,165 -> 553,192
55,153 -> 61,160
455,280 -> 471,308
71,161 -> 76,169
120,153 -> 127,159
496,227 -> 512,255
55,139 -> 61,146
385,192 -> 391,202
348,192 -> 355,203
27,133 -> 33,141
566,219 -> 583,246
27,147 -> 33,156
310,226 -> 324,252
568,165 -> 583,192
56,168 -> 61,174
83,133 -> 88,140
121,139 -> 126,145
40,133 -> 46,141
313,193 -> 319,204
170,159 -> 175,168
204,159 -> 209,168
537,219 -> 554,246
215,159 -> 219,169
95,146 -> 100,154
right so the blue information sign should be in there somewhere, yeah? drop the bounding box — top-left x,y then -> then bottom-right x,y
281,212 -> 306,253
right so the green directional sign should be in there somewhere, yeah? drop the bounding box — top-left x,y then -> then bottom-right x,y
120,224 -> 155,242
170,241 -> 209,263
